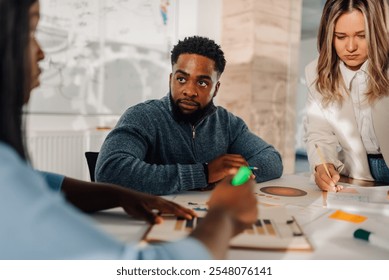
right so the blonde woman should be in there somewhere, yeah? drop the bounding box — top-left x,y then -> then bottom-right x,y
304,0 -> 389,191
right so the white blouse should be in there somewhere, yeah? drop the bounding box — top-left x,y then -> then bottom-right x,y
339,61 -> 381,154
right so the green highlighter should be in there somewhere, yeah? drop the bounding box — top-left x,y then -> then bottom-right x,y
231,166 -> 252,186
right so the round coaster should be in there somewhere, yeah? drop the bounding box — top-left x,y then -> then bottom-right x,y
260,186 -> 308,197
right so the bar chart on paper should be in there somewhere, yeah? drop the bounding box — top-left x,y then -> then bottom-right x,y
145,209 -> 313,251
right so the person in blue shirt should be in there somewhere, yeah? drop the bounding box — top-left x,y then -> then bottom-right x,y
0,0 -> 258,259
96,36 -> 283,195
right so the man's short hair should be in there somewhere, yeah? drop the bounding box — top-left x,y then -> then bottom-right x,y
171,36 -> 226,76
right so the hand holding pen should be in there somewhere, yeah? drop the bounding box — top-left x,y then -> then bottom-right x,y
314,144 -> 343,192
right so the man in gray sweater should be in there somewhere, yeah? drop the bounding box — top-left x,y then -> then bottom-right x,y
96,36 -> 283,195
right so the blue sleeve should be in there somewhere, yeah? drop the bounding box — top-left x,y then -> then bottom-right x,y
0,143 -> 211,260
36,170 -> 65,192
134,237 -> 211,260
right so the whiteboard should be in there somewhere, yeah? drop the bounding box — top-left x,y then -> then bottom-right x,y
30,0 -> 176,115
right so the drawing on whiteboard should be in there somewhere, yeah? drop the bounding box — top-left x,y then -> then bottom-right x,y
30,0 -> 176,115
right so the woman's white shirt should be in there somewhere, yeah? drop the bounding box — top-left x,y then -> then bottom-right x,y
339,61 -> 381,154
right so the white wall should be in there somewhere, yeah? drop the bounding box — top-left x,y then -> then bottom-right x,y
295,38 -> 317,153
176,0 -> 222,42
196,0 -> 222,43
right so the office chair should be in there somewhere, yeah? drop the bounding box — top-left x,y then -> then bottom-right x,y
84,151 -> 99,182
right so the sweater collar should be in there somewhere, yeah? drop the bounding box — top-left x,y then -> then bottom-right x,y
166,92 -> 217,126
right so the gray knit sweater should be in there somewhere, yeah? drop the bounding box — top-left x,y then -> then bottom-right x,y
95,94 -> 283,195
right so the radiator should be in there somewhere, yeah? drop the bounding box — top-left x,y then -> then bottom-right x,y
26,130 -> 108,180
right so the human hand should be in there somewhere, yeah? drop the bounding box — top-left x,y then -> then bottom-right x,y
314,164 -> 343,192
119,190 -> 196,224
207,176 -> 258,236
207,154 -> 255,183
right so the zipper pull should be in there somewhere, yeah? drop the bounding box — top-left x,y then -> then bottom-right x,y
192,126 -> 196,139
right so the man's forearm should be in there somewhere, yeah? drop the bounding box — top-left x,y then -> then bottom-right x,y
61,177 -> 122,212
189,207 -> 234,259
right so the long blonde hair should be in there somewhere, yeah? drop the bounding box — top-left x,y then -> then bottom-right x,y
316,0 -> 389,106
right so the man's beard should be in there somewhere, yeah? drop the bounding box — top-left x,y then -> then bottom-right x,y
170,95 -> 215,125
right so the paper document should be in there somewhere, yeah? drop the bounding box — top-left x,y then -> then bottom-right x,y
145,207 -> 312,251
326,186 -> 389,216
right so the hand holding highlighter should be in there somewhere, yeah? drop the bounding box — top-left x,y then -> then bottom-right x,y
231,166 -> 252,186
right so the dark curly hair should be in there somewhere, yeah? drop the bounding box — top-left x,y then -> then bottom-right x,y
171,36 -> 226,77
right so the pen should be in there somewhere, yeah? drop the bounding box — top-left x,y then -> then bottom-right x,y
314,144 -> 331,178
353,228 -> 389,251
248,166 -> 258,170
231,166 -> 252,186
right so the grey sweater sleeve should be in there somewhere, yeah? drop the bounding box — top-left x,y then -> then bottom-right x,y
228,114 -> 283,182
95,107 -> 208,195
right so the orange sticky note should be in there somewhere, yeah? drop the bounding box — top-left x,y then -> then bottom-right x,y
329,210 -> 367,223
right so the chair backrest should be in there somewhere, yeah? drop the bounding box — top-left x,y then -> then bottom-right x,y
84,152 -> 99,182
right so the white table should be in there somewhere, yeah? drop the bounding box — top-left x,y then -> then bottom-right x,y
91,174 -> 389,259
